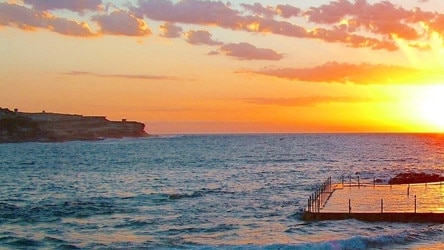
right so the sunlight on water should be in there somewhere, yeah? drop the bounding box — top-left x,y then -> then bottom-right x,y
323,182 -> 444,213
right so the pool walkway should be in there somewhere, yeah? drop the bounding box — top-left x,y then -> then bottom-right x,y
302,177 -> 444,223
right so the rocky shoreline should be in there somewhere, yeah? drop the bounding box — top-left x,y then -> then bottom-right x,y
0,108 -> 148,143
389,172 -> 444,184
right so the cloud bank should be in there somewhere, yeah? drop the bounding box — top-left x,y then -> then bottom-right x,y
220,43 -> 283,61
129,0 -> 444,51
2,0 -> 444,60
93,10 -> 151,36
64,71 -> 183,81
159,22 -> 183,38
240,96 -> 370,107
246,62 -> 439,84
185,30 -> 223,45
23,0 -> 102,12
0,3 -> 95,36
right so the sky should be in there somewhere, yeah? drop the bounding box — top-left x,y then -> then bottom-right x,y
1,0 -> 444,134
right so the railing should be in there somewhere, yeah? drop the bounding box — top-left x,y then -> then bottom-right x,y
339,175 -> 365,188
307,176 -> 332,213
308,175 -> 444,214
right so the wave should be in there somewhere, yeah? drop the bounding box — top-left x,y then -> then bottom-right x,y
165,223 -> 238,235
168,192 -> 204,200
118,191 -> 209,204
145,226 -> 443,250
0,197 -> 133,224
296,231 -> 414,250
135,188 -> 237,202
0,235 -> 80,249
0,237 -> 43,248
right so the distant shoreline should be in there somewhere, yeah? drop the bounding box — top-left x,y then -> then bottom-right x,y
0,107 -> 148,143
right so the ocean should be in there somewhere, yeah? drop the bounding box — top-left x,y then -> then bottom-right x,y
0,134 -> 443,249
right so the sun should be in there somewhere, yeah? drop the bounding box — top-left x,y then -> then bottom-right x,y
417,85 -> 444,131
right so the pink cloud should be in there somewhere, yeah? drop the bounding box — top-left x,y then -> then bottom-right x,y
133,0 -> 307,37
429,13 -> 444,35
184,30 -> 223,45
50,18 -> 94,36
240,15 -> 307,37
299,0 -> 444,49
246,62 -> 435,84
93,11 -> 151,36
240,96 -> 369,107
276,4 -> 301,18
309,27 -> 398,51
159,22 -> 183,38
207,50 -> 219,56
64,71 -> 185,81
305,0 -> 352,24
131,0 -> 401,51
240,3 -> 276,18
0,3 -> 94,36
3,0 -> 444,52
220,42 -> 283,61
23,0 -> 102,12
133,0 -> 240,27
305,0 -> 419,40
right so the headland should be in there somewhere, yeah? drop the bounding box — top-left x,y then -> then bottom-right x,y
0,107 -> 148,143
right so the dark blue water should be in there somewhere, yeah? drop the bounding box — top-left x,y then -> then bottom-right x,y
1,134 -> 444,249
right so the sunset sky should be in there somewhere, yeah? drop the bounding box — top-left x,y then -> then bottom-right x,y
2,0 -> 444,134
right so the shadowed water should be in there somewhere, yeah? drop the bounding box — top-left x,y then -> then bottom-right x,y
1,134 -> 444,249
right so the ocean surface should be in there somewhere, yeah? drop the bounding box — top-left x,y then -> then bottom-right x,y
1,134 -> 444,249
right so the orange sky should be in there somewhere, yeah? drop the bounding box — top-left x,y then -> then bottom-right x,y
1,0 -> 444,134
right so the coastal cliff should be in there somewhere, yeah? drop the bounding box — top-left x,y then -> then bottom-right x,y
0,108 -> 147,143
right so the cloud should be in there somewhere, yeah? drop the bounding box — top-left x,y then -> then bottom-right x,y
308,27 -> 398,51
184,30 -> 223,45
276,4 -> 301,18
133,0 -> 240,27
305,0 -> 419,40
0,3 -> 95,36
246,62 -> 438,84
132,0 -> 307,37
131,0 -> 398,51
307,0 -> 444,49
23,0 -> 102,13
242,15 -> 307,36
220,42 -> 283,61
159,22 -> 182,38
49,17 -> 95,36
240,96 -> 370,107
239,3 -> 301,19
429,13 -> 444,35
241,3 -> 276,18
3,0 -> 444,52
207,50 -> 219,56
93,10 -> 151,36
64,71 -> 184,81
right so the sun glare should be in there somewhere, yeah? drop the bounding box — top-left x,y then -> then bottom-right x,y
417,85 -> 444,131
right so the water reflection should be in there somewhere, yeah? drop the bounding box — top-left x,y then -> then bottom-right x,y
323,182 -> 444,213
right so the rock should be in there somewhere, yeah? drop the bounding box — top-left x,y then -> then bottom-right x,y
374,178 -> 383,183
388,172 -> 444,185
0,107 -> 148,143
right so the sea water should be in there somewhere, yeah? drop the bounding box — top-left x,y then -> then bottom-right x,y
0,134 -> 443,249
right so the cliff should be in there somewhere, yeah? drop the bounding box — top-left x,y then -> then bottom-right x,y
0,108 -> 148,143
